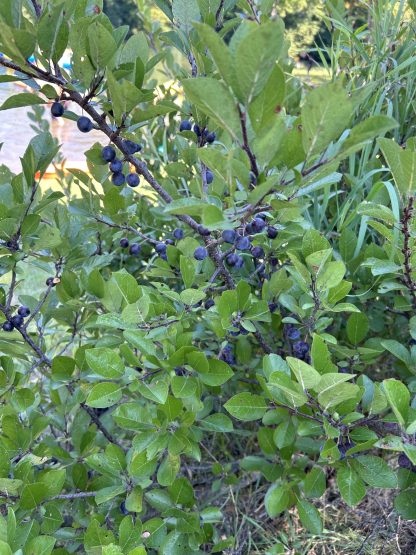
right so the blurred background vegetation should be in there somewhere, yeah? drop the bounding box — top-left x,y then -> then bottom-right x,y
103,0 -> 368,55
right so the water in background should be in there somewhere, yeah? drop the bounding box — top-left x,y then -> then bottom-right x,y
0,82 -> 102,173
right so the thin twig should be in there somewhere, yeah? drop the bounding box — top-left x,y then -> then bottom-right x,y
401,195 -> 416,309
238,106 -> 259,178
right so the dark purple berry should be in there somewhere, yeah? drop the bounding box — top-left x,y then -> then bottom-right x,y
123,140 -> 142,154
205,299 -> 215,309
51,102 -> 64,117
268,302 -> 278,312
206,132 -> 216,143
173,228 -> 184,240
287,328 -> 301,341
46,277 -> 55,287
77,116 -> 93,133
180,120 -> 192,131
112,173 -> 125,186
155,243 -> 167,254
251,217 -> 266,233
2,321 -> 13,332
267,226 -> 278,239
194,124 -> 202,137
194,247 -> 208,261
338,440 -> 355,460
220,344 -> 235,365
17,306 -> 30,318
110,159 -> 123,173
398,453 -> 413,470
206,170 -> 214,184
126,173 -> 140,187
235,235 -> 251,251
251,246 -> 264,259
120,501 -> 129,515
120,238 -> 129,248
226,253 -> 239,267
11,315 -> 24,328
235,256 -> 245,269
129,243 -> 141,256
102,146 -> 116,162
222,230 -> 236,244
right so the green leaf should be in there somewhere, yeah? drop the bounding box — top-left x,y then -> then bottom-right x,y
38,5 -> 69,63
182,78 -> 242,141
337,465 -> 366,507
198,359 -> 233,386
318,382 -> 360,410
296,499 -> 323,534
304,467 -> 326,498
0,93 -> 45,111
267,372 -> 308,407
86,383 -> 123,408
200,413 -> 233,432
379,138 -> 416,194
265,484 -> 290,517
180,256 -> 196,288
87,21 -> 117,68
113,270 -> 141,304
86,348 -> 124,379
235,20 -> 284,103
224,393 -> 267,421
381,339 -> 411,366
302,82 -> 352,158
352,455 -> 397,488
172,0 -> 200,33
249,64 -> 285,132
382,379 -> 410,427
394,489 -> 416,520
342,115 -> 398,152
346,313 -> 369,345
84,519 -> 115,555
180,288 -> 205,305
26,536 -> 56,555
157,454 -> 180,486
286,357 -> 321,389
273,418 -> 295,448
20,482 -> 48,509
194,23 -> 234,88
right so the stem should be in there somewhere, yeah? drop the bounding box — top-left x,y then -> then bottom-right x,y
238,106 -> 259,178
401,195 -> 416,309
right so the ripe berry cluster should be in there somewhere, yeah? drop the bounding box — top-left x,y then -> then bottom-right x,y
51,102 -> 142,188
180,119 -> 215,183
119,238 -> 141,256
179,119 -> 216,146
119,227 -> 186,262
101,144 -> 141,188
2,305 -> 31,332
192,214 -> 278,273
219,343 -> 235,365
337,439 -> 356,459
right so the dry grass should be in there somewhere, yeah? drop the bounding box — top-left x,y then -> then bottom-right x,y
195,469 -> 416,555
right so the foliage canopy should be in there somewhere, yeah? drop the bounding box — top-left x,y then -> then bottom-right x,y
0,0 -> 415,553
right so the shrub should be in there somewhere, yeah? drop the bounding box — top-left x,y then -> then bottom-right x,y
0,0 -> 415,553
